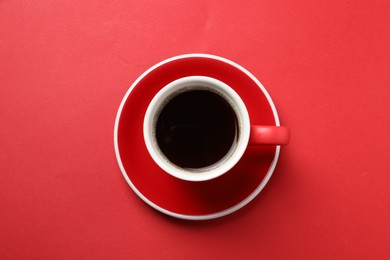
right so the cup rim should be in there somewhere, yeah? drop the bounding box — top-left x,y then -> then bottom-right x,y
143,76 -> 250,182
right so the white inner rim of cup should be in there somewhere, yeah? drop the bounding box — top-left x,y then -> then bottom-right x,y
143,76 -> 250,182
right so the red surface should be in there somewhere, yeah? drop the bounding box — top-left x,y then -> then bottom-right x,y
1,0 -> 389,259
116,55 -> 278,216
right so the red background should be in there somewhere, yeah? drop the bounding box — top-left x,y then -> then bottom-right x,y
1,0 -> 389,259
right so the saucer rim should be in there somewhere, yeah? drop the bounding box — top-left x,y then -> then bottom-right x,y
114,53 -> 281,220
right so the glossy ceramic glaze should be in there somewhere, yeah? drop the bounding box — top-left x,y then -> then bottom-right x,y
114,54 -> 281,220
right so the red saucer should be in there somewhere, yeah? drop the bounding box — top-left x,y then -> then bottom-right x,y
114,54 -> 281,220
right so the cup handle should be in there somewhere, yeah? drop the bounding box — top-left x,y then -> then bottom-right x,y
249,125 -> 290,145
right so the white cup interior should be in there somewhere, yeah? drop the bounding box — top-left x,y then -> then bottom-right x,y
143,76 -> 250,182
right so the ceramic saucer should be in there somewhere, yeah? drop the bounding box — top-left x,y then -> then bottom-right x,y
114,54 -> 281,220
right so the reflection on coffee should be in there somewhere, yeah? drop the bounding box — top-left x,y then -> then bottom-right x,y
156,90 -> 237,169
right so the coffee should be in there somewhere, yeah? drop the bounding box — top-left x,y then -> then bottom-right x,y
156,90 -> 237,169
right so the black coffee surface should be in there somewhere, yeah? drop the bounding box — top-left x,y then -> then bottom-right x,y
156,90 -> 237,168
